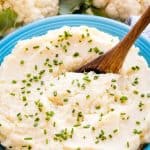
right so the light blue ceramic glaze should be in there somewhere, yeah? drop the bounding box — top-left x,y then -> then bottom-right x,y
0,15 -> 149,150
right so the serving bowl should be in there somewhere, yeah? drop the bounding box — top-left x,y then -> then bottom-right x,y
0,15 -> 150,150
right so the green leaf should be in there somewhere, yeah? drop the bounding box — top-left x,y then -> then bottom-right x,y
59,0 -> 84,14
73,0 -> 92,14
0,144 -> 5,150
91,7 -> 108,17
0,8 -> 17,35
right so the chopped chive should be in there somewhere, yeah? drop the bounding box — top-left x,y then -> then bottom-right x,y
63,98 -> 68,102
34,65 -> 38,71
53,91 -> 57,97
127,141 -> 130,148
120,96 -> 128,103
20,60 -> 24,65
73,52 -> 80,57
83,125 -> 90,129
95,105 -> 101,110
86,95 -> 90,99
133,129 -> 142,134
113,129 -> 118,133
136,121 -> 141,125
133,90 -> 139,95
12,80 -> 17,84
33,45 -> 40,49
10,93 -> 15,96
24,137 -> 32,140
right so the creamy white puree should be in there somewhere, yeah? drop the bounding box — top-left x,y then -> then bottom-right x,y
0,26 -> 150,150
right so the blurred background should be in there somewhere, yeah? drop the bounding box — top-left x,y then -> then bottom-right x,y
0,0 -> 150,38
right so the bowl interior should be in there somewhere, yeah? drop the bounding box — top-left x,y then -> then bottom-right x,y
0,15 -> 150,150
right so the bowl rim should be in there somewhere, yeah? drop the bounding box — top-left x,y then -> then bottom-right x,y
0,14 -> 150,46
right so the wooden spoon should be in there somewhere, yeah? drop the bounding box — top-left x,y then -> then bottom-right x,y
76,6 -> 150,73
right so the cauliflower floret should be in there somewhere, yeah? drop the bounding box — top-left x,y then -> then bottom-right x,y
138,0 -> 150,12
93,0 -> 150,20
35,0 -> 59,17
93,0 -> 110,8
106,0 -> 141,20
1,0 -> 59,23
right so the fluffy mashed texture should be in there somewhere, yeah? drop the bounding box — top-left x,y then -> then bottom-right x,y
93,0 -> 150,20
0,0 -> 59,23
0,26 -> 150,150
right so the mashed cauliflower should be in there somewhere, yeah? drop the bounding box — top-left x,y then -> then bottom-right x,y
0,26 -> 150,150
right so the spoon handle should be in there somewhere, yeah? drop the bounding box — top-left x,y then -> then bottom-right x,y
116,6 -> 150,55
76,6 -> 150,73
97,6 -> 150,73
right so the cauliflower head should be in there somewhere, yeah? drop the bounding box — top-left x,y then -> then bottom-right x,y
93,0 -> 150,20
1,0 -> 59,23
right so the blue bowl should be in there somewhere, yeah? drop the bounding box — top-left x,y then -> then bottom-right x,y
0,15 -> 150,150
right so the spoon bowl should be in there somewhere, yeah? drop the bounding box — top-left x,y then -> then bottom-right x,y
76,6 -> 150,73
